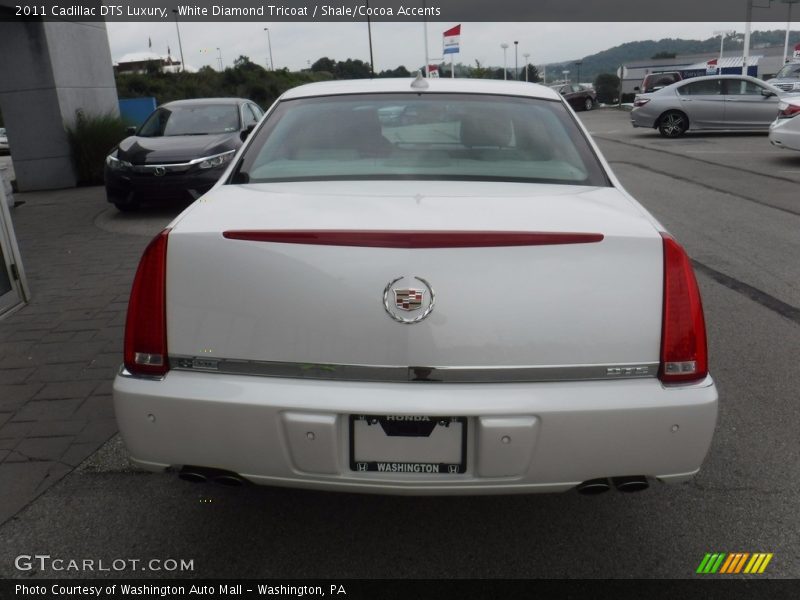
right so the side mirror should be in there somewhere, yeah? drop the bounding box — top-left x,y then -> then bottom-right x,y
126,126 -> 137,135
634,86 -> 641,92
240,124 -> 256,141
761,89 -> 776,98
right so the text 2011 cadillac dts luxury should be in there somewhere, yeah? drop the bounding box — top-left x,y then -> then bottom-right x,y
113,77 -> 717,495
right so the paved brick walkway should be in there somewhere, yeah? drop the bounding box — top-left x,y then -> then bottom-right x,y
0,187 -> 160,524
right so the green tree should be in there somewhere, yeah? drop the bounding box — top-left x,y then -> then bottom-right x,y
594,73 -> 621,104
311,57 -> 336,73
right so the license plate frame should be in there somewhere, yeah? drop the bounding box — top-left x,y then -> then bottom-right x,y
349,415 -> 467,474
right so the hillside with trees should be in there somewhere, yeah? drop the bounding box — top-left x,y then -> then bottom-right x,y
546,29 -> 800,83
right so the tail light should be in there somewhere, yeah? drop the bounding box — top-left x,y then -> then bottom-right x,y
633,97 -> 650,108
777,102 -> 800,119
124,229 -> 170,377
659,233 -> 708,384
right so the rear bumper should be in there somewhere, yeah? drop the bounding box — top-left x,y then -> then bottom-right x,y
769,118 -> 800,151
113,369 -> 718,495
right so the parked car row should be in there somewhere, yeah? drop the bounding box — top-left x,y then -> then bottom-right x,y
104,98 -> 263,211
630,74 -> 800,145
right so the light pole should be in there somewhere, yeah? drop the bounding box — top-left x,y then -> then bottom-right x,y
263,28 -> 274,70
713,29 -> 735,75
742,0 -> 752,76
501,43 -> 508,80
514,41 -> 518,80
782,0 -> 800,63
171,9 -> 186,73
523,53 -> 530,81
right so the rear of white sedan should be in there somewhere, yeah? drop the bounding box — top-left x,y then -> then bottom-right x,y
114,78 -> 717,495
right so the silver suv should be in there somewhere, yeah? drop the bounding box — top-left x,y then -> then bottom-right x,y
766,62 -> 800,93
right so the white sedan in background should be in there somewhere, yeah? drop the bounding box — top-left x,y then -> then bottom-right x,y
114,77 -> 717,495
769,97 -> 800,150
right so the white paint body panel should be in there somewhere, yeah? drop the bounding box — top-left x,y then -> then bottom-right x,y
114,371 -> 717,494
166,182 -> 663,368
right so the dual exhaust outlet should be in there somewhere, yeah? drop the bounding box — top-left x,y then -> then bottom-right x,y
179,466 -> 648,494
576,476 -> 650,495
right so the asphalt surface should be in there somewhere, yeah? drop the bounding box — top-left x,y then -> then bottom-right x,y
0,108 -> 798,580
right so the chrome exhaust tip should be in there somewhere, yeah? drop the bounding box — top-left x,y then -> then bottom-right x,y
612,475 -> 650,493
213,474 -> 246,487
178,466 -> 209,483
576,478 -> 611,495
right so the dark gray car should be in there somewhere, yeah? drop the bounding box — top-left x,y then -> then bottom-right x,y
630,75 -> 783,137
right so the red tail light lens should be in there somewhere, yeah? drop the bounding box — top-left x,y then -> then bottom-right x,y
124,229 -> 170,377
659,233 -> 708,384
633,98 -> 650,108
778,102 -> 800,119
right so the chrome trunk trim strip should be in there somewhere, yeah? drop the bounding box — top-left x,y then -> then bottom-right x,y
169,356 -> 659,384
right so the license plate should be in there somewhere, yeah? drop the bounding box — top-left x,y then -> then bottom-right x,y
349,415 -> 467,474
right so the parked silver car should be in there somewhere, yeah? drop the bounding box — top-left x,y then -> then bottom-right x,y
0,128 -> 8,154
631,75 -> 783,138
769,97 -> 800,151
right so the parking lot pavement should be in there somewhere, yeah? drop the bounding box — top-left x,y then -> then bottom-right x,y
0,187 -> 173,525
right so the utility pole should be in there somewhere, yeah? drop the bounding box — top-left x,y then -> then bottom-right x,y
263,28 -> 274,70
501,43 -> 508,80
514,41 -> 518,80
171,9 -> 185,73
523,53 -> 530,81
366,0 -> 374,77
216,47 -> 223,71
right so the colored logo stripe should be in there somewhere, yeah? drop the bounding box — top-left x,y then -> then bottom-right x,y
697,553 -> 773,574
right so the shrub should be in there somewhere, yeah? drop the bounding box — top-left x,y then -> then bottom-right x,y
65,109 -> 128,185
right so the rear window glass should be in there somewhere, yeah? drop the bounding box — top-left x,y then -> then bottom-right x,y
233,93 -> 608,187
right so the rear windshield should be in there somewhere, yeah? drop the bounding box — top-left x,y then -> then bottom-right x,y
138,105 -> 240,137
233,93 -> 609,186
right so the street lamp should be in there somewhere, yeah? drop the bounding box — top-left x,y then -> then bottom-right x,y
782,0 -> 800,63
501,43 -> 509,80
263,27 -> 274,70
523,52 -> 530,81
514,41 -> 519,80
216,47 -> 223,71
171,9 -> 186,73
713,29 -> 735,75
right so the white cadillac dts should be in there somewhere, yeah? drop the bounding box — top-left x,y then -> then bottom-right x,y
113,77 -> 718,495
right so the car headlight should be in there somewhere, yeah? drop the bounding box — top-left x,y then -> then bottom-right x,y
105,153 -> 132,171
196,150 -> 236,170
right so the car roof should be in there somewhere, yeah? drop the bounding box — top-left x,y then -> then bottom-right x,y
160,98 -> 249,108
280,78 -> 562,102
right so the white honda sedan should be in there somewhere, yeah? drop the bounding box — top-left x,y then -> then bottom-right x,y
113,78 -> 717,495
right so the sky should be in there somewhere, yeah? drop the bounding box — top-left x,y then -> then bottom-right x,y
104,21 -> 794,73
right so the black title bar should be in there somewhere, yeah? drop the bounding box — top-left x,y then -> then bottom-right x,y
0,0 -> 797,22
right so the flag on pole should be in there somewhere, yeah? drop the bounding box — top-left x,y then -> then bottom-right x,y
443,24 -> 460,55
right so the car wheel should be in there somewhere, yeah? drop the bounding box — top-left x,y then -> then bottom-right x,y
584,98 -> 593,111
658,111 -> 688,138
